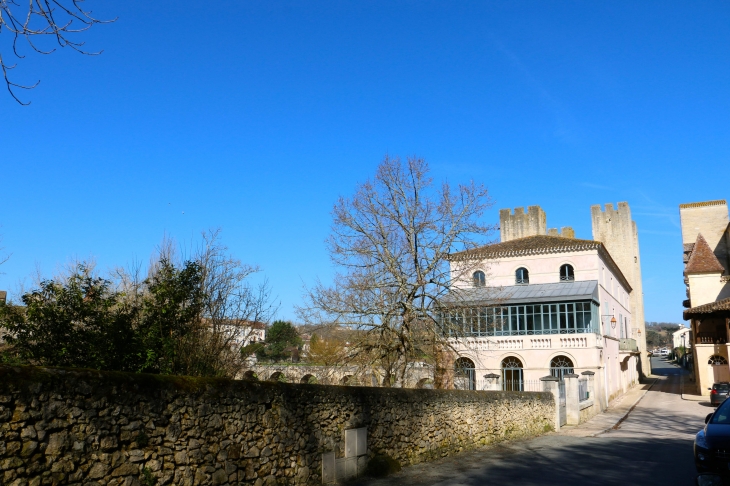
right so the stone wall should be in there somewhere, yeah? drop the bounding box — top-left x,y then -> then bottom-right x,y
0,365 -> 554,486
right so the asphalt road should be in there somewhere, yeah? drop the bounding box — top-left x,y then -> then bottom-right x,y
356,357 -> 709,486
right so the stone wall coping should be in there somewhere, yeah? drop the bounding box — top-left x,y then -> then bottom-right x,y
581,371 -> 596,376
540,375 -> 559,382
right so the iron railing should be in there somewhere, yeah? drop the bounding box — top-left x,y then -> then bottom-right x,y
501,379 -> 544,392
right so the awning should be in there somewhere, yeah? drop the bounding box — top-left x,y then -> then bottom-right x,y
444,280 -> 600,306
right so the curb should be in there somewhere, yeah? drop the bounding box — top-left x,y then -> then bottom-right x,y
591,378 -> 658,437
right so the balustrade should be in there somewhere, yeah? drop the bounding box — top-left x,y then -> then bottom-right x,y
559,337 -> 588,348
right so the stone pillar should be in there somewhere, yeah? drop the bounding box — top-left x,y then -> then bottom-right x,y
540,375 -> 560,431
564,373 -> 580,425
483,373 -> 500,391
581,371 -> 596,401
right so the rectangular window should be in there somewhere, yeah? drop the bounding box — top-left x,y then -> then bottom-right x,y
518,306 -> 525,332
456,301 -> 597,336
550,305 -> 558,330
566,303 -> 575,329
534,311 -> 542,332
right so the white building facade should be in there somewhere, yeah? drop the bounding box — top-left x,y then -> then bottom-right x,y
443,204 -> 645,410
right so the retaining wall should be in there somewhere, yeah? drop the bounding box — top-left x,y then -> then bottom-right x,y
0,365 -> 554,485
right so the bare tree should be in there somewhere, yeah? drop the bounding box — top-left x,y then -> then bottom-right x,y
192,229 -> 278,376
298,155 -> 496,386
0,0 -> 114,104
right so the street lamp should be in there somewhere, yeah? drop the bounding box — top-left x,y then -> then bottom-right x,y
610,316 -> 617,329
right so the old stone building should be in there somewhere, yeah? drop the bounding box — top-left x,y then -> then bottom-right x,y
680,199 -> 730,394
444,203 -> 646,416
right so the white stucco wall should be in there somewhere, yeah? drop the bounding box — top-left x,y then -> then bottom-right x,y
688,273 -> 730,307
450,248 -> 632,337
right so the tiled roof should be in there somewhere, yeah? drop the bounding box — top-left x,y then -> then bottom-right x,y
450,235 -> 602,259
442,280 -> 600,306
684,297 -> 730,318
685,234 -> 725,274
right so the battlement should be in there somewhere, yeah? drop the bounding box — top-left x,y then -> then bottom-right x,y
679,200 -> 727,210
547,227 -> 575,238
499,206 -> 547,242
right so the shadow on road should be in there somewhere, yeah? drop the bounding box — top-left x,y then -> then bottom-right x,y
352,436 -> 696,486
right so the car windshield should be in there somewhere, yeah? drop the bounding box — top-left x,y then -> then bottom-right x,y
712,400 -> 730,424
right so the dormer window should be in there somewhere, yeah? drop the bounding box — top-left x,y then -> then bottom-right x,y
560,264 -> 575,282
473,270 -> 486,287
515,267 -> 529,285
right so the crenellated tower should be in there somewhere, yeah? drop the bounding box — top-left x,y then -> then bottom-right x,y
591,202 -> 647,375
499,206 -> 547,242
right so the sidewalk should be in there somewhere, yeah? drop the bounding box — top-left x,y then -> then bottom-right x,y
557,377 -> 658,437
680,373 -> 705,402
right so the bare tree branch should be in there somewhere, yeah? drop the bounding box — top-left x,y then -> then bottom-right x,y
0,0 -> 115,104
297,155 -> 497,386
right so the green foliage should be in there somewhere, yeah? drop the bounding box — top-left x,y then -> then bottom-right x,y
0,261 -> 209,375
255,320 -> 302,363
141,467 -> 157,486
0,267 -> 141,371
137,259 -> 205,375
645,322 -> 683,350
240,342 -> 264,359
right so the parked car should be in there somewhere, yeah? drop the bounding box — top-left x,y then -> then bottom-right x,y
695,400 -> 730,478
711,383 -> 730,407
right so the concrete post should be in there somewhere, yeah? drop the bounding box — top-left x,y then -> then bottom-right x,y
483,373 -> 500,391
540,375 -> 560,431
564,373 -> 580,425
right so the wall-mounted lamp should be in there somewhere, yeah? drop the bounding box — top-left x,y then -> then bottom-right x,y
610,316 -> 617,329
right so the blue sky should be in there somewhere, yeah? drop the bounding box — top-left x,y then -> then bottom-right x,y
1,1 -> 729,324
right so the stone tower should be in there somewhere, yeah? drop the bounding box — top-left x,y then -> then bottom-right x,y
500,206 -> 547,242
591,202 -> 648,375
679,200 -> 730,274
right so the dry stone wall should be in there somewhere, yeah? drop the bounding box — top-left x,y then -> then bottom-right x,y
0,365 -> 554,486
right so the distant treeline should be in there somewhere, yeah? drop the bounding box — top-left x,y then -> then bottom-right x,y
646,321 -> 684,349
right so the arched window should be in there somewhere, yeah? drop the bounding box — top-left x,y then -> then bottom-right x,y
502,357 -> 523,391
515,267 -> 529,285
709,355 -> 728,365
455,357 -> 476,390
473,270 -> 486,287
560,264 -> 575,282
550,355 -> 574,381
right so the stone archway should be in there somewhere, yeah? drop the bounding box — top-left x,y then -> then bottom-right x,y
300,374 -> 317,384
454,357 -> 476,390
268,371 -> 286,382
242,370 -> 258,381
416,378 -> 434,389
